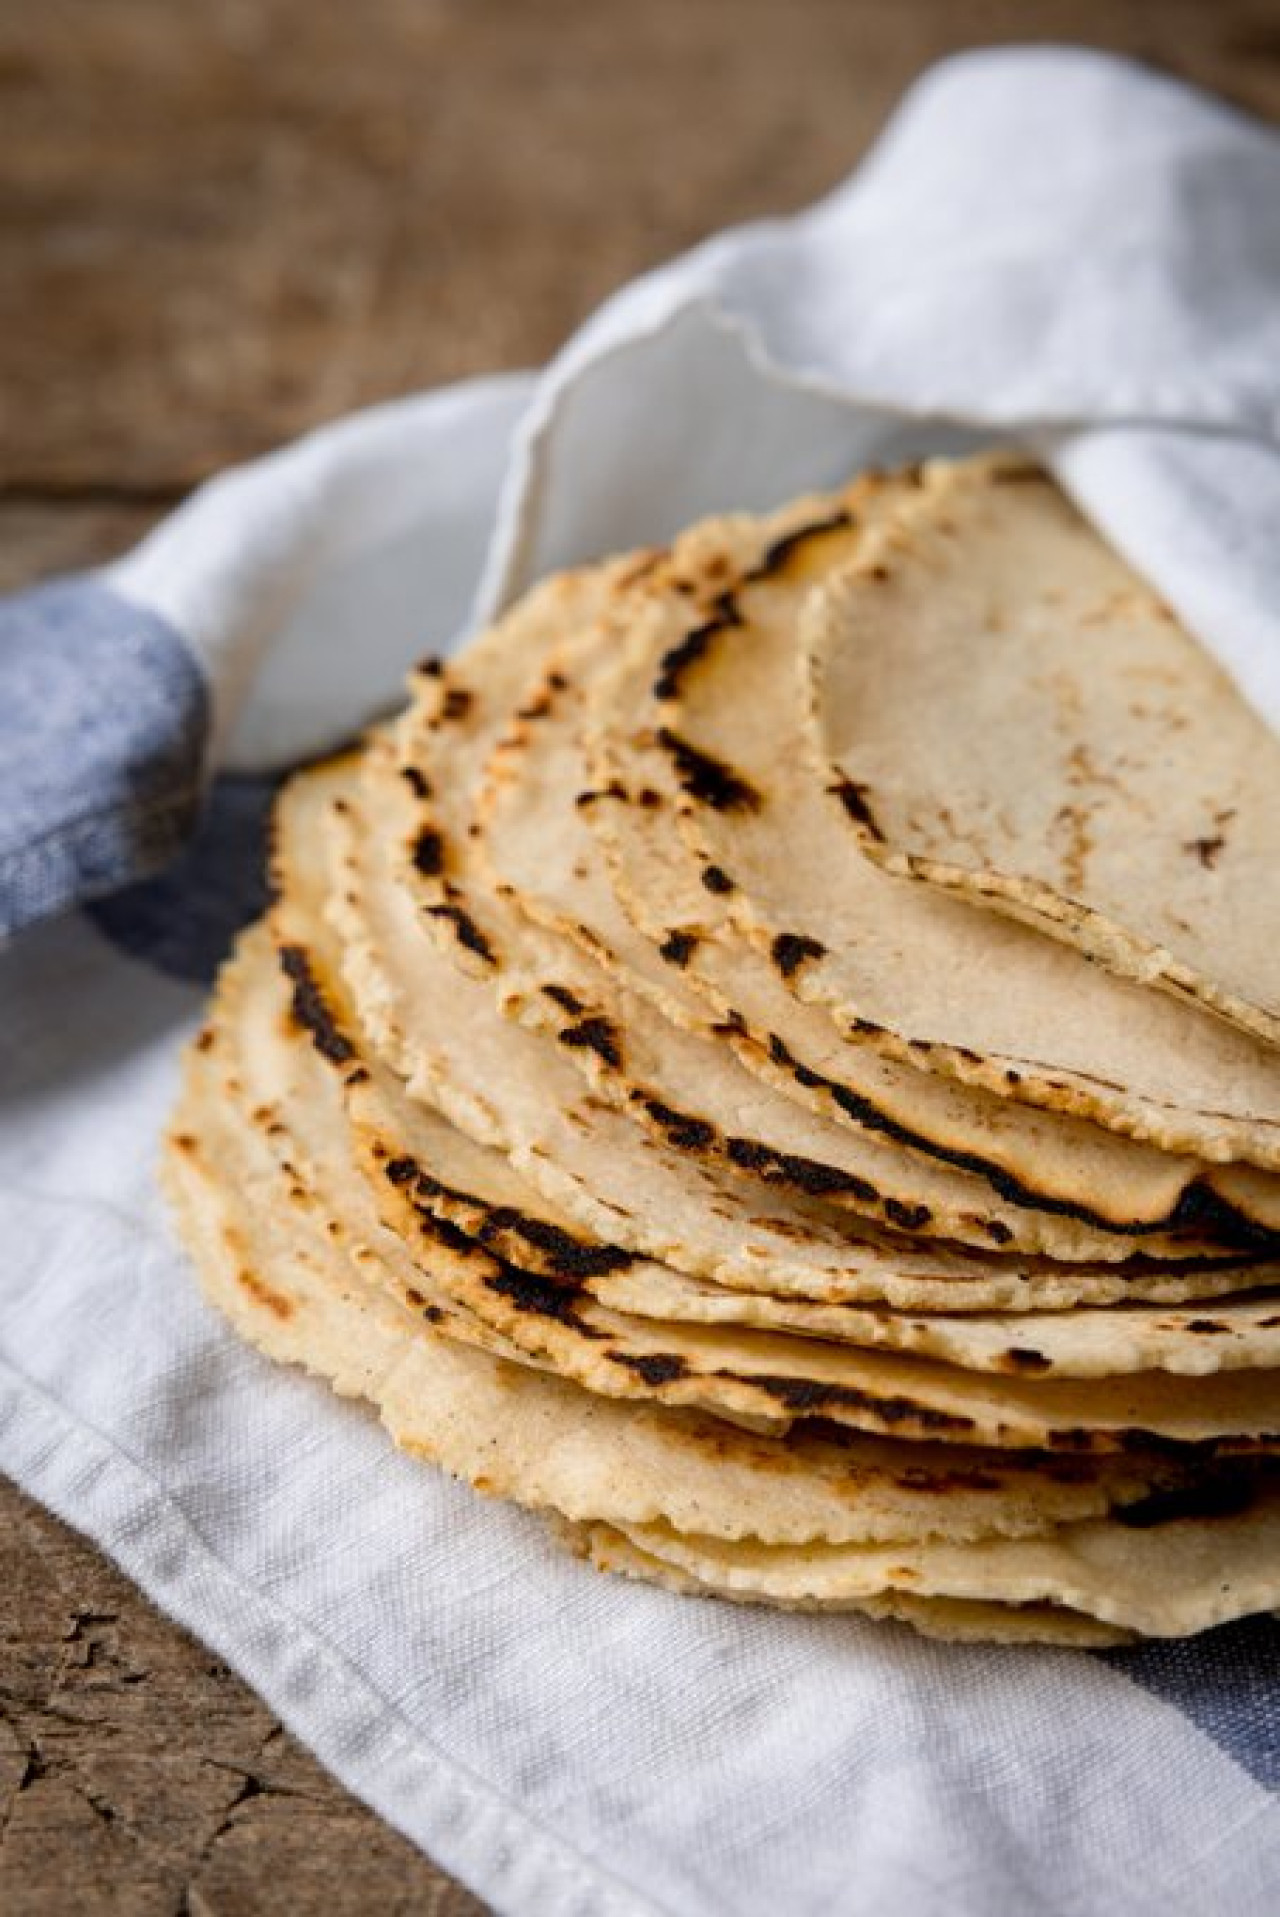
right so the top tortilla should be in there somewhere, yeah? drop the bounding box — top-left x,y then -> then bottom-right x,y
806,454 -> 1280,1048
646,477 -> 1280,1169
581,527 -> 1280,1240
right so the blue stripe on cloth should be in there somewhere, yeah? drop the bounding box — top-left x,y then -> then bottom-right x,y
1104,1616 -> 1280,1789
0,578 -> 208,937
87,773 -> 279,985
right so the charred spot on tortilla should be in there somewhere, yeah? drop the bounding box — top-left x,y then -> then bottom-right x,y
542,983 -> 587,1016
659,930 -> 699,968
478,1213 -> 633,1279
575,778 -> 627,810
771,932 -> 827,978
1115,1471 -> 1258,1528
277,943 -> 356,1066
884,1198 -> 933,1233
400,765 -> 432,799
712,1011 -> 747,1036
425,903 -> 495,965
1167,1182 -> 1280,1253
829,776 -> 885,841
486,1265 -> 600,1333
748,1374 -> 975,1434
403,1200 -> 483,1261
1003,1348 -> 1052,1374
744,510 -> 854,582
411,827 -> 446,877
724,1133 -> 876,1203
657,727 -> 762,813
609,1351 -> 689,1386
640,1096 -> 717,1154
1185,835 -> 1225,870
653,592 -> 742,699
385,1153 -> 632,1281
557,1016 -> 624,1070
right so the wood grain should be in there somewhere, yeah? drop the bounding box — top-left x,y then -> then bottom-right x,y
0,1479 -> 484,1915
3,1 -> 1280,1910
5,0 -> 1280,491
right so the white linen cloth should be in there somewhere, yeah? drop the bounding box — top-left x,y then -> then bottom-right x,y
4,46 -> 1280,1915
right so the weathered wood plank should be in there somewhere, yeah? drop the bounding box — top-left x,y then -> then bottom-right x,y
0,1480 -> 485,1914
4,0 -> 1279,489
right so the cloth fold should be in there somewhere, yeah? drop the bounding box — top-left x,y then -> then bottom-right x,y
3,46 -> 1280,1916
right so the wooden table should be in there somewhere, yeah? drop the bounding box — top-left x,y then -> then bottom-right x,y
3,3 -> 1278,1908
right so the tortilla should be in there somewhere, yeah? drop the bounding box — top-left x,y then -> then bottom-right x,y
271,917 -> 1280,1370
167,1037 -> 1280,1639
557,1522 -> 1137,1646
806,455 -> 1280,1047
649,485 -> 1280,1169
591,1500 -> 1280,1637
218,883 -> 1280,1457
585,527 -> 1280,1248
473,642 -> 1242,1261
252,808 -> 1280,1365
326,732 -> 1280,1306
329,750 -> 1110,1301
170,996 -> 1207,1549
275,709 -> 1280,1294
594,1262 -> 1280,1380
253,795 -> 1280,1342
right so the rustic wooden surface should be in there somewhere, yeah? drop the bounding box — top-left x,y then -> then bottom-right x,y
3,1 -> 1280,1909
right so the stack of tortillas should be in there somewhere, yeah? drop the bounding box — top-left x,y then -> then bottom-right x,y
164,452 -> 1280,1647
